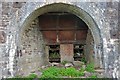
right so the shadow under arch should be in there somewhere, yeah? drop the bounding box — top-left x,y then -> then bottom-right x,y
18,3 -> 103,68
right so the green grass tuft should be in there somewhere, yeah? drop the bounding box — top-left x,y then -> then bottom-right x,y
85,63 -> 95,72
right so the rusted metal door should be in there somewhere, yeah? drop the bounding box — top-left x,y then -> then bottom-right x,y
39,12 -> 88,44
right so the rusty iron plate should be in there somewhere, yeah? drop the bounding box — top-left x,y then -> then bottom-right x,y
76,30 -> 88,40
59,15 -> 76,28
41,31 -> 57,43
59,31 -> 75,41
39,15 -> 57,29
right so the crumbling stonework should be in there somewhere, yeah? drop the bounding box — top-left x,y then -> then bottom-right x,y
0,0 -> 119,79
17,18 -> 46,76
84,29 -> 94,64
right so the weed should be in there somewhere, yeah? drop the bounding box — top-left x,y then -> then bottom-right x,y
85,63 -> 95,72
89,74 -> 97,78
61,61 -> 68,65
40,66 -> 85,78
40,67 -> 61,78
27,73 -> 37,78
81,57 -> 87,64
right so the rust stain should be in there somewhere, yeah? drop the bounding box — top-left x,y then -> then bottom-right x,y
39,13 -> 88,44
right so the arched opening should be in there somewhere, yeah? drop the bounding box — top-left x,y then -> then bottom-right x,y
37,12 -> 93,64
16,3 -> 102,76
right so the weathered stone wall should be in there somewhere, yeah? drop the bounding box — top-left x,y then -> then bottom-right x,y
84,30 -> 94,65
102,2 -> 119,78
0,2 -> 2,79
0,0 -> 119,79
0,2 -> 26,78
17,18 -> 46,76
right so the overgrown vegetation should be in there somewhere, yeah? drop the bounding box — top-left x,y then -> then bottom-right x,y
61,61 -> 68,65
81,57 -> 87,64
49,52 -> 60,58
27,73 -> 38,78
40,67 -> 85,78
14,63 -> 97,78
89,74 -> 97,78
85,63 -> 95,72
40,67 -> 60,78
39,63 -> 95,78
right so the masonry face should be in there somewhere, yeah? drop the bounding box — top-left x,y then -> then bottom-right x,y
0,0 -> 119,79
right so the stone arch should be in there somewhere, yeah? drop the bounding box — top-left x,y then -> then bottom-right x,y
19,3 -> 101,45
15,3 -> 103,75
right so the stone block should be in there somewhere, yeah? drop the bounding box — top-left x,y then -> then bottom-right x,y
13,2 -> 23,8
73,61 -> 84,67
65,62 -> 73,67
60,44 -> 74,62
0,31 -> 6,43
110,30 -> 118,39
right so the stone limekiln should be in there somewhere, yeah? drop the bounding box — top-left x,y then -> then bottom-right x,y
0,0 -> 119,79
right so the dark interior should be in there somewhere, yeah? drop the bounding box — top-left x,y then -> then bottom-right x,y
39,12 -> 88,63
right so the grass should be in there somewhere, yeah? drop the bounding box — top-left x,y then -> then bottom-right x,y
14,63 -> 97,78
89,74 -> 97,78
40,67 -> 60,78
40,66 -> 85,78
85,63 -> 95,72
27,73 -> 38,78
81,57 -> 87,64
60,67 -> 84,77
